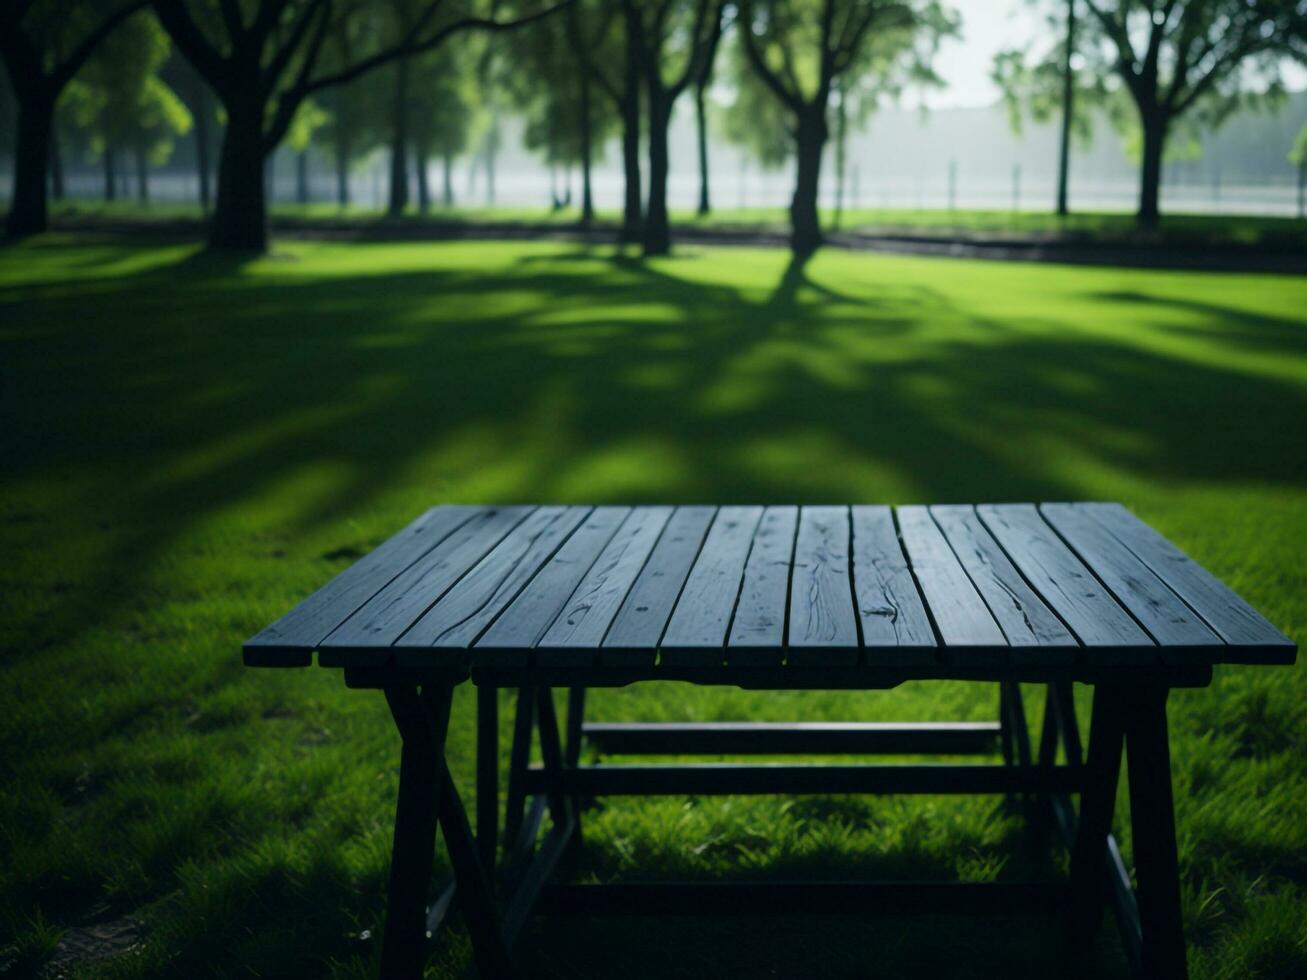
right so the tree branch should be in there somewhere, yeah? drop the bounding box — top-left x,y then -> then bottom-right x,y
152,0 -> 236,94
51,0 -> 153,91
738,0 -> 803,112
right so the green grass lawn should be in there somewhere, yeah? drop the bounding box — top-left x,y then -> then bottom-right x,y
1,236 -> 1304,978
44,197 -> 1307,250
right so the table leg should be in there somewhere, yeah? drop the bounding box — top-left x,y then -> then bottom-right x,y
565,686 -> 586,769
381,685 -> 451,980
1124,687 -> 1187,980
1067,685 -> 1126,953
477,684 -> 499,877
504,685 -> 535,852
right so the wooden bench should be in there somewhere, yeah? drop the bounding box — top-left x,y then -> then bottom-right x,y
244,503 -> 1296,979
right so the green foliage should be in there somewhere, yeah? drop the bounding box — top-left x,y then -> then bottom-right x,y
61,12 -> 191,164
721,36 -> 795,168
1291,123 -> 1307,167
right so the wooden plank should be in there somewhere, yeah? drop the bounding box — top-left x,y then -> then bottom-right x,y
1079,503 -> 1295,664
535,507 -> 675,666
787,506 -> 860,665
244,505 -> 482,665
474,507 -> 630,666
976,504 -> 1153,662
600,506 -> 716,666
1041,504 -> 1223,661
896,505 -> 1006,658
727,506 -> 799,666
316,506 -> 536,664
850,505 -> 936,664
930,505 -> 1077,663
661,506 -> 766,666
392,506 -> 591,661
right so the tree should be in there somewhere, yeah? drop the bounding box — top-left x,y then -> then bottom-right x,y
739,0 -> 952,257
409,47 -> 476,211
571,0 -> 643,240
721,33 -> 794,171
152,0 -> 571,251
1032,1 -> 1307,226
1292,122 -> 1307,220
315,17 -> 388,208
64,13 -> 191,203
693,2 -> 729,215
628,0 -> 726,256
1,0 -> 151,238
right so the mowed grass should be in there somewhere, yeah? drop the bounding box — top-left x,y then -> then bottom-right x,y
0,236 -> 1305,978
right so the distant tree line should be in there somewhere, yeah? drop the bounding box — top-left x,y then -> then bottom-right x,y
2,0 -> 1305,254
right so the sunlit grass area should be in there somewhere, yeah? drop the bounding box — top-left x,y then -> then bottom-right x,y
1,238 -> 1304,978
37,196 -> 1307,249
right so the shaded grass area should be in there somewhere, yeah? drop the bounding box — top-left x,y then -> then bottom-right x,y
40,197 -> 1307,251
0,237 -> 1305,978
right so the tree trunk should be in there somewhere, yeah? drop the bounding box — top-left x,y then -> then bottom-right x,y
484,115 -> 498,206
5,91 -> 54,238
296,149 -> 309,204
192,71 -> 212,212
578,65 -> 594,226
790,108 -> 828,259
1298,158 -> 1305,221
643,93 -> 672,256
443,153 -> 454,206
833,88 -> 847,231
335,134 -> 351,206
210,102 -> 269,251
620,1 -> 643,243
104,144 -> 117,201
416,143 -> 430,214
50,129 -> 64,200
695,81 -> 710,216
1137,110 -> 1167,228
135,145 -> 149,203
388,60 -> 409,217
1056,0 -> 1076,216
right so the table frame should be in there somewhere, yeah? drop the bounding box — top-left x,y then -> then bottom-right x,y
349,666 -> 1192,980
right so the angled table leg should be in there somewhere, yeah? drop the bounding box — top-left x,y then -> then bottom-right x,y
1124,687 -> 1187,980
382,684 -> 515,980
1067,685 -> 1127,953
477,684 -> 500,877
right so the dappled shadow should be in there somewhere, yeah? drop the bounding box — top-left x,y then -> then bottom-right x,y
1,241 -> 1304,978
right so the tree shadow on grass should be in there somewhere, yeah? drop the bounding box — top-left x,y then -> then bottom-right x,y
1,241 -> 1304,977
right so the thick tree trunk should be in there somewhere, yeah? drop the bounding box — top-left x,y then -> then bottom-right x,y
578,67 -> 594,226
790,109 -> 828,259
620,1 -> 642,243
135,145 -> 149,203
1056,0 -> 1076,216
416,143 -> 430,214
442,153 -> 454,206
104,145 -> 117,201
1137,110 -> 1167,228
388,60 -> 409,217
5,92 -> 54,238
192,72 -> 212,212
296,150 -> 309,204
695,82 -> 710,216
643,94 -> 673,256
210,103 -> 269,251
50,130 -> 64,200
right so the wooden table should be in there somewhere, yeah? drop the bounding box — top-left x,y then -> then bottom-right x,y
244,504 -> 1295,980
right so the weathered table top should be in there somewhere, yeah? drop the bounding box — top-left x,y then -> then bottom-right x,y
244,503 -> 1295,677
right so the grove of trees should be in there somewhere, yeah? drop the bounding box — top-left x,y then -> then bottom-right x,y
3,0 -> 1306,252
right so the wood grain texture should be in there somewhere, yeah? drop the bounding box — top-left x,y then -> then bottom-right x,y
930,505 -> 1076,662
976,504 -> 1153,661
896,505 -> 1006,656
850,505 -> 936,664
661,506 -> 765,666
244,505 -> 481,665
393,507 -> 591,660
1079,503 -> 1295,664
1041,503 -> 1222,661
317,506 -> 535,664
536,507 -> 675,667
787,506 -> 859,665
601,506 -> 716,666
728,506 -> 799,666
474,507 -> 630,665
